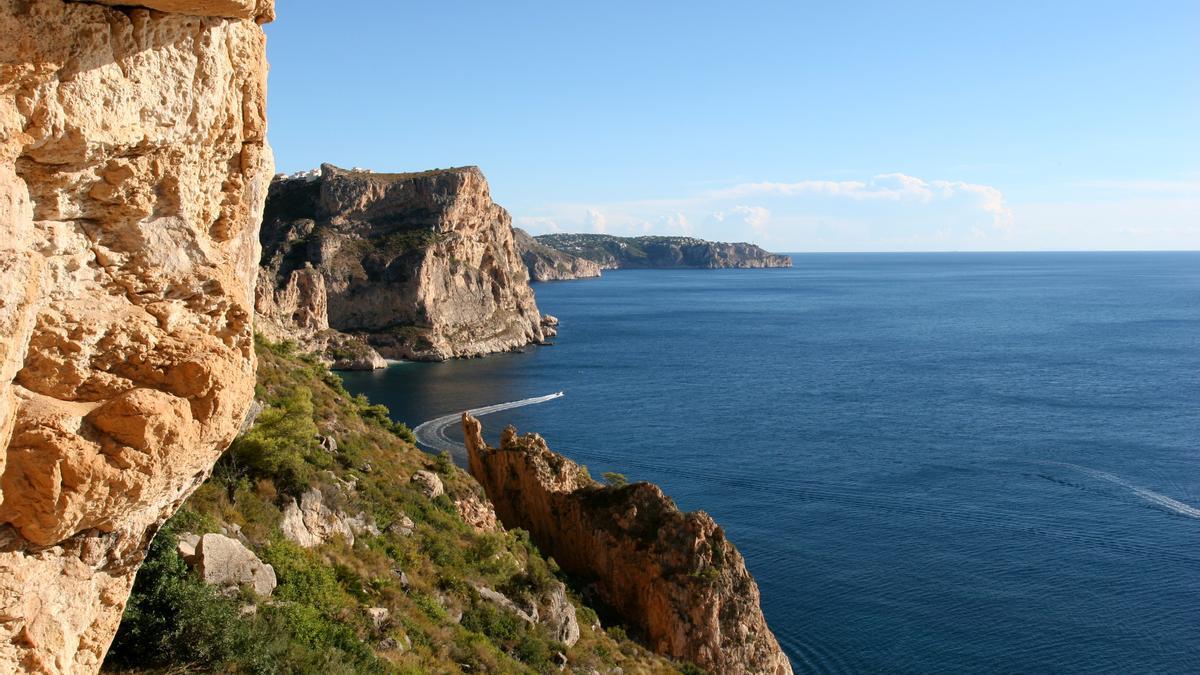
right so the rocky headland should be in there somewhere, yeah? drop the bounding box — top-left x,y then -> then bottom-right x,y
513,228 -> 603,282
535,233 -> 792,270
256,164 -> 547,365
464,414 -> 794,674
0,0 -> 273,670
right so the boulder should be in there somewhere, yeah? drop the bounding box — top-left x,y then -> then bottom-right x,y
176,533 -> 201,562
411,470 -> 444,499
280,487 -> 377,548
317,434 -> 338,453
475,585 -> 536,625
542,582 -> 581,647
366,607 -> 390,629
387,512 -> 415,537
193,533 -> 276,597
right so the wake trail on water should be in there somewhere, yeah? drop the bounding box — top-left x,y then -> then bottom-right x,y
1048,462 -> 1200,520
413,392 -> 564,455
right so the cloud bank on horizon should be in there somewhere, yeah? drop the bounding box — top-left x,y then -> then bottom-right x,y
516,173 -> 1199,252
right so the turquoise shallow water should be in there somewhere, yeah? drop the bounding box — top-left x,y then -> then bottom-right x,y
341,252 -> 1200,673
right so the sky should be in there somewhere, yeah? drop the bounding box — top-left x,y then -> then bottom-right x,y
264,1 -> 1199,252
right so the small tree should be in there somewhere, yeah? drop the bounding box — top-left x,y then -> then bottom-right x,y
602,472 -> 628,487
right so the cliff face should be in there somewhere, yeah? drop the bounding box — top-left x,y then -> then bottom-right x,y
513,228 -> 603,282
0,0 -> 272,671
464,415 -> 793,675
257,165 -> 546,362
537,233 -> 793,270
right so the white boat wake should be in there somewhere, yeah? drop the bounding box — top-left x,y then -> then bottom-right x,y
1050,462 -> 1200,520
413,392 -> 564,455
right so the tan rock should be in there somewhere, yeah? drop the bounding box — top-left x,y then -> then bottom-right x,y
411,470 -> 444,499
542,582 -> 580,647
280,487 -> 377,549
464,414 -> 793,675
455,494 -> 501,533
193,533 -> 276,597
90,0 -> 274,22
0,0 -> 273,671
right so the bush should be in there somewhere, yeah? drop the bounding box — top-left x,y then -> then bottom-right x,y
602,471 -> 628,487
105,524 -> 267,671
434,450 -> 455,476
224,386 -> 323,495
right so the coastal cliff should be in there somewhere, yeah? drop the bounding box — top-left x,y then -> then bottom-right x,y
513,228 -> 603,282
464,414 -> 794,675
0,0 -> 273,671
537,233 -> 792,270
257,165 -> 546,363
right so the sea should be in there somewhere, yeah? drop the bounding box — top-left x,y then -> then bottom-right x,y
340,252 -> 1200,673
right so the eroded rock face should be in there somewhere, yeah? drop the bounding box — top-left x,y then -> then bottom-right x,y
464,414 -> 793,675
257,164 -> 545,362
0,0 -> 272,670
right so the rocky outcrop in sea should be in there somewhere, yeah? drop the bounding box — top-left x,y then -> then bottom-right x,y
463,413 -> 794,675
257,164 -> 547,363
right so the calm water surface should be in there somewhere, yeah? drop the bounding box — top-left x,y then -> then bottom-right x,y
341,252 -> 1200,673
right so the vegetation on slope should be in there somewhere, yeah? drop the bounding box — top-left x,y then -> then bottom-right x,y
104,336 -> 679,674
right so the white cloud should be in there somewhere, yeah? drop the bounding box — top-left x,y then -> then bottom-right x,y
727,205 -> 771,235
586,208 -> 608,233
510,171 -> 1200,251
664,211 -> 693,235
705,173 -> 1012,231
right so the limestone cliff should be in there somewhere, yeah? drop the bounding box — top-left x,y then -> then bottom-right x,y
537,233 -> 793,270
0,0 -> 272,671
257,165 -> 546,363
464,414 -> 794,675
513,228 -> 602,282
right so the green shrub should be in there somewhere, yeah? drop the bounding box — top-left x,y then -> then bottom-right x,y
264,539 -> 347,610
224,386 -> 323,495
434,450 -> 455,476
105,524 -> 267,671
602,471 -> 628,487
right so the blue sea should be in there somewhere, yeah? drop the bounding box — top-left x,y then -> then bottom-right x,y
340,252 -> 1200,673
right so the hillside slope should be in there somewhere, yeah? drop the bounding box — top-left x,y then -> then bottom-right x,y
104,338 -> 681,674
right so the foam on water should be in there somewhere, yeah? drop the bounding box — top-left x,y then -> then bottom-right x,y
412,392 -> 564,460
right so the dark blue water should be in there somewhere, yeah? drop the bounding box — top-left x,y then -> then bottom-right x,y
341,253 -> 1200,673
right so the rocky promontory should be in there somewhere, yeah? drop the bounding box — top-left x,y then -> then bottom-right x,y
257,165 -> 546,363
513,228 -> 603,281
536,233 -> 792,270
464,414 -> 794,675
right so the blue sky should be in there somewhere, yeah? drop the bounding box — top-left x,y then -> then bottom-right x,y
265,1 -> 1198,251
